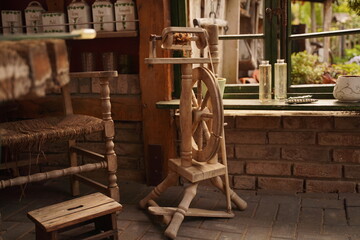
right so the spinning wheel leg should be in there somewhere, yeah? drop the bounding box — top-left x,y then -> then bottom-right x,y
165,182 -> 199,239
210,176 -> 247,210
139,172 -> 179,209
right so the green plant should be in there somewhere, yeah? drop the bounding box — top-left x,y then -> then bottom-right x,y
291,51 -> 327,84
345,44 -> 360,59
348,0 -> 360,15
331,62 -> 360,76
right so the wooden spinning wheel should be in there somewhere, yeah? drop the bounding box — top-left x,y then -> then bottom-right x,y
190,66 -> 223,162
140,25 -> 247,239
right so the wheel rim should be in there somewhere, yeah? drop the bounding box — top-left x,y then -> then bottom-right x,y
190,67 -> 223,162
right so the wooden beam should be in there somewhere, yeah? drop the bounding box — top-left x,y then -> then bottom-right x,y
137,0 -> 177,185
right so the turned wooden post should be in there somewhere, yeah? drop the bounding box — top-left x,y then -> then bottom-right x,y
100,76 -> 120,202
206,24 -> 219,78
180,63 -> 193,167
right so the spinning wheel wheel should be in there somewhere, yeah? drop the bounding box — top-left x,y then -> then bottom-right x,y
190,67 -> 223,162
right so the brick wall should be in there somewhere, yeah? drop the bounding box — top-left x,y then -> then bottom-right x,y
224,113 -> 360,193
68,72 -> 145,182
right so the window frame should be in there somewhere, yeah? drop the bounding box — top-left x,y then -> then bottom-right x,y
173,0 -> 360,100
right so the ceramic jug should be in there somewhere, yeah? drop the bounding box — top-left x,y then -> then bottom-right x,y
25,1 -> 45,33
333,75 -> 360,102
1,10 -> 22,35
67,0 -> 91,31
114,0 -> 136,31
92,0 -> 115,32
42,12 -> 66,33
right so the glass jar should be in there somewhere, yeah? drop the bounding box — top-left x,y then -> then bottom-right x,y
259,60 -> 272,102
274,59 -> 287,101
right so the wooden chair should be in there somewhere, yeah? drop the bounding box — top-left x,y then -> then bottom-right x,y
0,39 -> 119,202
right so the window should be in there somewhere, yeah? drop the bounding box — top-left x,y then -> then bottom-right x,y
173,0 -> 360,100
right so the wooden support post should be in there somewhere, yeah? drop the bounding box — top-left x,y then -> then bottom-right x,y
180,63 -> 193,167
100,76 -> 120,202
206,24 -> 219,77
137,0 -> 176,184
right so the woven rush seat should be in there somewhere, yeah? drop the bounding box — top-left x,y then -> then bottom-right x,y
0,114 -> 104,147
0,71 -> 120,201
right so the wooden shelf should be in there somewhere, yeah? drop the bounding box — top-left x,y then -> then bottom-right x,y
95,31 -> 138,39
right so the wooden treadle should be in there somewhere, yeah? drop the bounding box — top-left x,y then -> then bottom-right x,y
148,206 -> 234,218
168,158 -> 226,183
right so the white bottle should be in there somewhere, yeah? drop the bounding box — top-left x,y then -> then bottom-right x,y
274,59 -> 287,101
259,60 -> 272,103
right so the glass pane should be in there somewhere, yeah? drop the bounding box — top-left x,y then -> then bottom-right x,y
291,35 -> 360,85
238,39 -> 264,84
238,0 -> 264,85
187,0 -> 265,85
290,0 -> 360,86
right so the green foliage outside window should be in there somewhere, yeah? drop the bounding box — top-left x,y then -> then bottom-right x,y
348,0 -> 360,15
291,51 -> 327,84
292,51 -> 360,84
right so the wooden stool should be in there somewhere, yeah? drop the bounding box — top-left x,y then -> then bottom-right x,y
27,192 -> 122,240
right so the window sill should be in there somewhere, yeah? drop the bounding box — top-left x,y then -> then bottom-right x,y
156,99 -> 360,112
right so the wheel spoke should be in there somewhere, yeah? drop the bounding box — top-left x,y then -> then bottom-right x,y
201,120 -> 211,141
201,112 -> 213,119
200,91 -> 210,110
192,118 -> 200,134
191,89 -> 198,108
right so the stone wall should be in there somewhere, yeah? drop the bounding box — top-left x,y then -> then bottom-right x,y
224,112 -> 360,193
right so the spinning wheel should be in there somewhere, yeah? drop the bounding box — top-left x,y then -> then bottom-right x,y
191,67 -> 223,162
140,25 -> 247,239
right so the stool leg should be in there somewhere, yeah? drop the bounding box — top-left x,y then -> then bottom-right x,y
35,225 -> 57,240
94,214 -> 118,240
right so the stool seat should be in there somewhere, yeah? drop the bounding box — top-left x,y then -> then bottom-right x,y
28,192 -> 122,240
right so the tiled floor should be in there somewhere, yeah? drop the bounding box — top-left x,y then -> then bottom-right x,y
0,178 -> 360,240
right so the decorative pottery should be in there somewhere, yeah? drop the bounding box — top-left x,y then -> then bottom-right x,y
1,10 -> 23,35
201,77 -> 226,98
92,0 -> 115,32
42,12 -> 67,33
67,0 -> 91,32
114,0 -> 136,31
333,75 -> 360,102
25,1 -> 45,33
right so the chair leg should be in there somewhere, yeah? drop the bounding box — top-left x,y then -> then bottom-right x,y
68,139 -> 80,196
104,120 -> 120,202
94,214 -> 118,240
